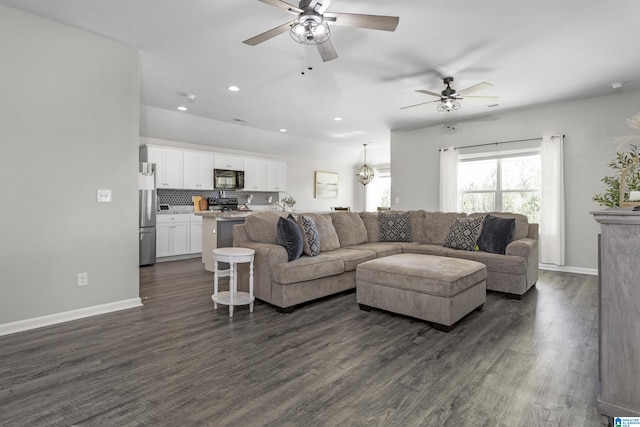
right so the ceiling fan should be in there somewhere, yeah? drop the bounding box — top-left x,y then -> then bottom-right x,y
401,77 -> 499,112
243,0 -> 399,62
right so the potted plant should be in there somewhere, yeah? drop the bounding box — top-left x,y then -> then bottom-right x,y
593,113 -> 640,208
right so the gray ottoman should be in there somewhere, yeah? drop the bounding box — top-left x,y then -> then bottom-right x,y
356,254 -> 487,332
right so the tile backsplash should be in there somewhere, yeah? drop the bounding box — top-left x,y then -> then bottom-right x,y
157,189 -> 279,207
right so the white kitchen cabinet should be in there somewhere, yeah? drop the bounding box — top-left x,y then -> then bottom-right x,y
143,145 -> 183,188
267,160 -> 287,192
214,154 -> 244,171
243,158 -> 267,191
190,214 -> 203,254
156,214 -> 190,257
183,150 -> 214,190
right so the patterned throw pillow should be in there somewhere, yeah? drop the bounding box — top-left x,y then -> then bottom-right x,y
443,216 -> 484,251
379,211 -> 412,242
297,214 -> 320,256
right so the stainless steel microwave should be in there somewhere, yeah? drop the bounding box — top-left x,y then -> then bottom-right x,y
213,168 -> 244,189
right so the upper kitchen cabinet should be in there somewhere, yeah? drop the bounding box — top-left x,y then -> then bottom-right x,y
267,160 -> 288,192
183,150 -> 214,190
142,145 -> 183,189
214,154 -> 244,171
244,158 -> 267,191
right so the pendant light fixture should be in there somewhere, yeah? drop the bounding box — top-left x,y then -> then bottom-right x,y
355,143 -> 375,186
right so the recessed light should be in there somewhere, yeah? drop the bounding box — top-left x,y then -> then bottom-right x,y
177,106 -> 188,111
228,85 -> 240,92
334,117 -> 343,121
279,128 -> 287,132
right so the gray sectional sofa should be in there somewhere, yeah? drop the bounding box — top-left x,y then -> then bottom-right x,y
233,210 -> 538,313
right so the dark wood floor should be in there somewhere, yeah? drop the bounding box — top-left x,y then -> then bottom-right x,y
0,259 -> 600,426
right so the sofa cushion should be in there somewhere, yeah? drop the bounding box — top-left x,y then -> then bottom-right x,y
345,242 -> 402,258
277,214 -> 303,261
402,244 -> 453,257
443,216 -> 484,251
271,253 -> 344,285
303,213 -> 341,252
379,211 -> 412,242
330,211 -> 368,247
297,214 -> 320,257
423,212 -> 467,245
359,212 -> 381,243
244,212 -> 289,245
469,212 -> 529,241
409,210 -> 426,242
478,215 -> 515,254
326,248 -> 376,271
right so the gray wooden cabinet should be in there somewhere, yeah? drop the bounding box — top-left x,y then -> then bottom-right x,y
593,209 -> 640,423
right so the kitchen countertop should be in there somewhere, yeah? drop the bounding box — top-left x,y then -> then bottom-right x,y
194,210 -> 253,220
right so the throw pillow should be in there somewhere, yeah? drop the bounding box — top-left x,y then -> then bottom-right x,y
297,214 -> 321,257
443,216 -> 484,251
276,214 -> 303,261
477,215 -> 515,254
379,211 -> 412,242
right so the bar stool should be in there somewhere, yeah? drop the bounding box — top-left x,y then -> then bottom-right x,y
212,247 -> 255,317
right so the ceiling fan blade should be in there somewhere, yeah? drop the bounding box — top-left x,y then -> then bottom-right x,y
317,39 -> 338,62
400,99 -> 439,110
457,82 -> 493,96
258,0 -> 303,14
323,12 -> 399,32
416,89 -> 441,98
243,21 -> 294,46
461,95 -> 500,99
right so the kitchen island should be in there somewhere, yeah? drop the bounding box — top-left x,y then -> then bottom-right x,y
194,210 -> 253,272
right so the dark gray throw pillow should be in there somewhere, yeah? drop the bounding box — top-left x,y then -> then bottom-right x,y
277,214 -> 303,261
478,215 -> 515,254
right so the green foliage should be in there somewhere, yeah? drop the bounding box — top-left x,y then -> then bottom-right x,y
592,145 -> 640,208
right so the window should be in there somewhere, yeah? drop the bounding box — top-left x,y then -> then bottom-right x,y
365,167 -> 391,212
458,150 -> 541,224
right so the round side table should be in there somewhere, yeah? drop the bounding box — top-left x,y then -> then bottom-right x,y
212,247 -> 255,317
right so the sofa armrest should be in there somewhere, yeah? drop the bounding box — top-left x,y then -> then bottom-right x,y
505,238 -> 537,258
506,237 -> 538,288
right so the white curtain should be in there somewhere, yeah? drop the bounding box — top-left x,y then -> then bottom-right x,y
439,148 -> 458,211
540,135 -> 565,265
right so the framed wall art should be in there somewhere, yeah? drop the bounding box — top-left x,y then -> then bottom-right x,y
314,171 -> 339,198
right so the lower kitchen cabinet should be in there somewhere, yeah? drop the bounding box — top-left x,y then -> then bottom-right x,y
157,214 -> 191,257
190,214 -> 203,253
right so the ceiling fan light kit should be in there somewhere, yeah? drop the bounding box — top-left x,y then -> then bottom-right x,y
437,98 -> 461,112
290,11 -> 331,45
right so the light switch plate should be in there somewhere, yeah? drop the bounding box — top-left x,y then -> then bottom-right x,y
97,189 -> 112,202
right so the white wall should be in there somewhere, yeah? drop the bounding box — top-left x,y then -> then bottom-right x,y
0,6 -> 140,329
391,90 -> 640,270
140,137 -> 356,212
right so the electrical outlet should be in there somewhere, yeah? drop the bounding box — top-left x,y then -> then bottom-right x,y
77,272 -> 88,287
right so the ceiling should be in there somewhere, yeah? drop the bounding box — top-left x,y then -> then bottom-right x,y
2,0 -> 640,164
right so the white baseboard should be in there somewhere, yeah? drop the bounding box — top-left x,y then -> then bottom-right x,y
0,298 -> 143,337
539,263 -> 598,276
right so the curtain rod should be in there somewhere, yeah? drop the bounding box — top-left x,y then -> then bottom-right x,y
438,135 -> 564,152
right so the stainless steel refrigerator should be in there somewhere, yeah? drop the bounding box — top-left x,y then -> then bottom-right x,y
139,162 -> 157,266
